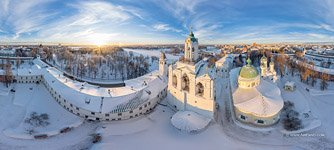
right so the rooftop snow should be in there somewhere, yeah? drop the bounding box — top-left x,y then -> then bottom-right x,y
171,111 -> 211,133
232,68 -> 284,117
29,59 -> 167,113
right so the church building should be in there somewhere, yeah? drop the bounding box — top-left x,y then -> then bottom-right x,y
232,58 -> 283,126
167,30 -> 217,118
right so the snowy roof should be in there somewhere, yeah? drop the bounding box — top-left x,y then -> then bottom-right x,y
171,111 -> 211,133
239,64 -> 258,79
0,60 -> 42,76
174,60 -> 216,79
196,61 -> 216,79
233,79 -> 284,117
16,63 -> 43,76
0,49 -> 15,54
32,59 -> 167,113
215,55 -> 232,69
295,59 -> 334,75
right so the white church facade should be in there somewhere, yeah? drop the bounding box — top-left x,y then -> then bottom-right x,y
166,30 -> 232,119
166,30 -> 283,127
233,58 -> 283,126
260,55 -> 278,82
167,30 -> 216,118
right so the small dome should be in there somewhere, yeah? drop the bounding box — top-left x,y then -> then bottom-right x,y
269,57 -> 274,65
187,28 -> 198,42
239,59 -> 258,79
160,52 -> 166,59
189,31 -> 195,37
240,65 -> 258,78
261,55 -> 267,61
270,60 -> 274,65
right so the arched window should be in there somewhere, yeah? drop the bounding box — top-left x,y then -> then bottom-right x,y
181,74 -> 190,91
172,75 -> 177,87
196,82 -> 204,96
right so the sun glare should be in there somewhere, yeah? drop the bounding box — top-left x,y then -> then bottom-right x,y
93,40 -> 105,47
89,34 -> 109,47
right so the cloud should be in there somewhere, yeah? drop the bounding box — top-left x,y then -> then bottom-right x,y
153,23 -> 181,32
318,24 -> 334,32
67,1 -> 131,26
0,0 -> 10,17
152,0 -> 207,21
1,0 -> 57,39
35,1 -> 144,43
1,0 -> 334,44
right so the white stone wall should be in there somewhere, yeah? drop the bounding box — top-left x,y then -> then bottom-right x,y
159,58 -> 167,77
14,75 -> 43,83
13,74 -> 167,121
184,39 -> 199,61
238,76 -> 260,88
235,107 -> 280,126
167,69 -> 214,118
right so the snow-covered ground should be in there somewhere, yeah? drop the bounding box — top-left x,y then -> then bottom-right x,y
124,48 -> 181,63
92,100 -> 306,150
3,84 -> 83,139
0,79 -> 333,149
279,74 -> 334,142
0,54 -> 333,149
0,83 -> 86,148
89,66 -> 333,150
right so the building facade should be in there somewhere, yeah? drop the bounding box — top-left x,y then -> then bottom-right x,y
233,58 -> 283,126
9,58 -> 168,121
167,31 -> 216,118
167,30 -> 232,119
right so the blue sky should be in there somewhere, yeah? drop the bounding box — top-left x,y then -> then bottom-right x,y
0,0 -> 334,45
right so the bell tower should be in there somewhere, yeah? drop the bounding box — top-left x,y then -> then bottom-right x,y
270,57 -> 275,73
260,55 -> 267,77
159,52 -> 167,78
184,28 -> 199,62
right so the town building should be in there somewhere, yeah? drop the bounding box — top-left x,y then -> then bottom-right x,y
260,56 -> 277,82
284,81 -> 296,91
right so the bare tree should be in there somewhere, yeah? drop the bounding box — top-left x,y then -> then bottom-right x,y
4,60 -> 13,87
320,72 -> 329,91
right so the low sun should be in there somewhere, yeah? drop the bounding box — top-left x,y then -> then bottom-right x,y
89,34 -> 108,47
92,39 -> 106,47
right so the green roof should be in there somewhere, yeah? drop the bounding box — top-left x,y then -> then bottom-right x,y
190,37 -> 197,42
188,31 -> 197,42
240,59 -> 258,78
261,55 -> 267,61
189,31 -> 194,37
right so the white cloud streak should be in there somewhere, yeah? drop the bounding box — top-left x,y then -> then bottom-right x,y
28,1 -> 143,44
153,23 -> 181,32
1,0 -> 334,44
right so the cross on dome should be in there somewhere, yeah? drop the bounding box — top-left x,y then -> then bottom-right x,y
246,58 -> 251,66
189,26 -> 195,37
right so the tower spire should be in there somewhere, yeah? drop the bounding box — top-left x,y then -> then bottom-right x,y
189,26 -> 194,37
184,25 -> 199,63
246,58 -> 251,66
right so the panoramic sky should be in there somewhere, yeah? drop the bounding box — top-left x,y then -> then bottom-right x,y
0,0 -> 334,45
